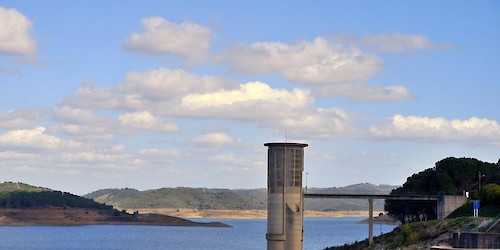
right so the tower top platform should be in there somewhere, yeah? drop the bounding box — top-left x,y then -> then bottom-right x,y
264,142 -> 308,147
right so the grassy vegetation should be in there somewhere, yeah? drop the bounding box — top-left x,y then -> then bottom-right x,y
326,217 -> 492,250
0,182 -> 51,192
448,200 -> 500,218
0,190 -> 115,210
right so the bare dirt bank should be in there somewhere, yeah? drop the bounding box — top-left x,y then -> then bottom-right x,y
0,207 -> 229,227
132,208 -> 386,219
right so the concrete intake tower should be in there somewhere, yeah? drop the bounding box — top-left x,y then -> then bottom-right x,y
265,142 -> 308,250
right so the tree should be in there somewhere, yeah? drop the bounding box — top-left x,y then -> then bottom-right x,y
480,183 -> 500,205
385,157 -> 499,224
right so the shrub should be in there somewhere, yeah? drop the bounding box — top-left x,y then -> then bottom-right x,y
480,183 -> 500,205
402,225 -> 419,245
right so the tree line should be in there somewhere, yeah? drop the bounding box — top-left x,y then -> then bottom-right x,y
0,190 -> 114,210
385,157 -> 500,224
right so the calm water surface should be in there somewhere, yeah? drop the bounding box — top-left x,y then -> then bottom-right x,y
0,217 -> 397,250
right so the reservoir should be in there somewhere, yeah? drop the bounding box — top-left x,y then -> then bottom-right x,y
0,217 -> 397,249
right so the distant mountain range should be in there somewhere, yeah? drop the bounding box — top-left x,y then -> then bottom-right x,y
84,183 -> 398,211
0,181 -> 398,211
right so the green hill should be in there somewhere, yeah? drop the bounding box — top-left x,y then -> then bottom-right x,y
0,182 -> 51,192
385,157 -> 500,223
85,187 -> 267,210
84,183 -> 398,211
0,181 -> 116,211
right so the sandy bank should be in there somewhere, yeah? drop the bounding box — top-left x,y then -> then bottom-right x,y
132,208 -> 387,219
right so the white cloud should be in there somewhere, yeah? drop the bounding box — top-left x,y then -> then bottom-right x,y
335,33 -> 445,52
370,115 -> 500,144
61,83 -> 124,110
0,151 -> 39,161
118,68 -> 236,101
52,105 -> 116,140
118,111 -> 178,133
360,33 -> 439,52
61,73 -> 360,139
223,37 -> 382,84
209,153 -> 263,173
178,81 -> 312,120
314,83 -> 416,102
280,108 -> 359,138
193,132 -> 240,146
0,127 -> 80,150
0,6 -> 36,55
53,106 -> 109,125
53,108 -> 178,138
52,124 -> 113,140
139,148 -> 187,163
0,108 -> 43,129
59,145 -> 144,169
124,17 -> 213,63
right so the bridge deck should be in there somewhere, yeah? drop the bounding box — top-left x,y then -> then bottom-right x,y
304,193 -> 441,201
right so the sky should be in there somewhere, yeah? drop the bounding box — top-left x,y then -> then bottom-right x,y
0,1 -> 499,195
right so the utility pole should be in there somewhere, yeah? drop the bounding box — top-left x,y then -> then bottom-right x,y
478,171 -> 481,191
478,171 -> 485,191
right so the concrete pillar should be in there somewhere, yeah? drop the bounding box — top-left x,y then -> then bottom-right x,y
368,198 -> 373,246
265,142 -> 308,250
437,195 -> 468,220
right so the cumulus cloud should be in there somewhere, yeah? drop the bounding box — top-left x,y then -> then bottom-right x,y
0,108 -> 43,129
53,108 -> 178,139
61,69 -> 360,139
223,37 -> 382,84
59,145 -> 144,169
52,124 -> 114,141
52,105 -> 116,140
139,148 -> 187,163
61,84 -> 124,110
118,68 -> 236,101
0,127 -> 80,150
280,108 -> 359,138
0,6 -> 36,55
124,17 -> 213,63
53,106 -> 109,125
178,81 -> 312,120
314,83 -> 416,102
192,132 -> 240,146
118,111 -> 178,133
370,115 -> 500,144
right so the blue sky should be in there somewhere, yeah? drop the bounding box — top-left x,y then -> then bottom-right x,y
0,1 -> 499,195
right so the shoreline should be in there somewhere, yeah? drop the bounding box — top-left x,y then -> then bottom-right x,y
132,208 -> 387,220
0,207 -> 230,227
0,207 -> 399,226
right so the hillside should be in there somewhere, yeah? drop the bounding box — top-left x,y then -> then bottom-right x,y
0,182 -> 229,227
0,207 -> 229,227
84,183 -> 398,211
0,182 -> 51,192
385,157 -> 500,224
326,217 -> 494,250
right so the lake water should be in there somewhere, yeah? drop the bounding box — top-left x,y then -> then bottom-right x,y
0,217 -> 397,250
